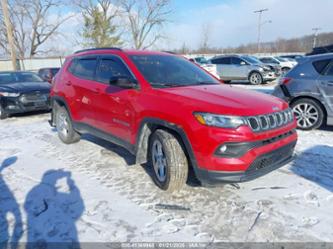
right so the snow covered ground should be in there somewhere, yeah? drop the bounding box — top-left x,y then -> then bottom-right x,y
1,107 -> 333,244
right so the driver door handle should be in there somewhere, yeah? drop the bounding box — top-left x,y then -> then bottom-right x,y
65,80 -> 72,86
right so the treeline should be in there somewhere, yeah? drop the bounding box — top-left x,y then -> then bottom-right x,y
175,32 -> 333,54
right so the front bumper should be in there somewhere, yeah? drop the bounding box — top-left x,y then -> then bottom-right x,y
196,140 -> 296,185
1,94 -> 51,114
262,72 -> 277,81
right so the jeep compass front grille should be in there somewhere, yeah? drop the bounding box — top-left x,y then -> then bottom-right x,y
246,108 -> 294,132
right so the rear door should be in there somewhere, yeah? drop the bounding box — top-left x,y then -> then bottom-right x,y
211,57 -> 232,79
93,55 -> 139,143
318,60 -> 333,111
230,57 -> 248,79
68,56 -> 98,126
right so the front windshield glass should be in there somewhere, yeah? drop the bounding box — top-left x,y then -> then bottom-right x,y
130,55 -> 220,87
0,72 -> 44,84
242,56 -> 262,64
275,57 -> 288,62
195,57 -> 209,64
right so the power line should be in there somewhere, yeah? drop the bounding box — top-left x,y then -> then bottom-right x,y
254,8 -> 269,53
312,27 -> 322,48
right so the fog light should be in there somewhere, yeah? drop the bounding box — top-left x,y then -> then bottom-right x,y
219,145 -> 228,153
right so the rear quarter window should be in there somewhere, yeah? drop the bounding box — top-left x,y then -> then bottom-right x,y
312,59 -> 331,74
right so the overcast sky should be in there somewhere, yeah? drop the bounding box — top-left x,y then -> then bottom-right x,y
56,0 -> 333,52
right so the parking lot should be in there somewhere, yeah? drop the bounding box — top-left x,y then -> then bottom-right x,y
1,81 -> 333,243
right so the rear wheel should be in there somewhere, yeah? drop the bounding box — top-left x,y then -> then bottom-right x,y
55,106 -> 80,144
0,105 -> 8,120
249,72 -> 263,85
149,129 -> 188,193
291,98 -> 324,130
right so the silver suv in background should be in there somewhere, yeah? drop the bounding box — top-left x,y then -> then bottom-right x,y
259,56 -> 297,74
272,53 -> 333,130
208,55 -> 277,84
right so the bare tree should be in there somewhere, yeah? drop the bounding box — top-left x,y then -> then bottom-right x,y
0,0 -> 73,57
120,0 -> 171,49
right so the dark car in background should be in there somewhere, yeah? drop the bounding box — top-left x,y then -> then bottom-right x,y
0,71 -> 51,119
272,53 -> 333,130
38,67 -> 60,83
306,44 -> 333,56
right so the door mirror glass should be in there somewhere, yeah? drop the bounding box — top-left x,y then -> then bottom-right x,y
110,76 -> 137,89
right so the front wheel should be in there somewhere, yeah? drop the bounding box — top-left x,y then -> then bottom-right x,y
249,72 -> 263,85
0,105 -> 8,120
291,98 -> 324,130
55,106 -> 81,144
149,130 -> 188,193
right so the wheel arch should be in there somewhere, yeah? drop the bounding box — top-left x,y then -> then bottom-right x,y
135,118 -> 198,173
248,70 -> 263,79
50,96 -> 73,126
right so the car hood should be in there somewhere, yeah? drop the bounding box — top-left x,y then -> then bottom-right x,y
156,84 -> 288,116
0,82 -> 51,93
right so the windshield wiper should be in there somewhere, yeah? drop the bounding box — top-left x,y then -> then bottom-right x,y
151,83 -> 182,88
195,81 -> 219,85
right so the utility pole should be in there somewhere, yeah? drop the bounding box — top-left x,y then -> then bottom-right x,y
254,8 -> 269,53
1,0 -> 17,71
312,27 -> 321,48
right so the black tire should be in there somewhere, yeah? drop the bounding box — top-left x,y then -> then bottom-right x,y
248,72 -> 263,85
149,129 -> 188,192
0,105 -> 8,120
55,106 -> 80,144
291,98 -> 325,130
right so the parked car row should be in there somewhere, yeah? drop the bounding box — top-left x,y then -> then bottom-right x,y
189,54 -> 299,85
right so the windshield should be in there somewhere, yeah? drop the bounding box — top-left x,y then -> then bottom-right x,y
242,56 -> 262,64
51,68 -> 60,75
0,72 -> 44,84
195,57 -> 209,64
275,57 -> 288,62
130,55 -> 220,87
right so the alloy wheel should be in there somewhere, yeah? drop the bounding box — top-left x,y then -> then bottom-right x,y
152,140 -> 167,182
293,103 -> 319,129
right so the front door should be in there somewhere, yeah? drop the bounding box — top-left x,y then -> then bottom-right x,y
93,55 -> 139,143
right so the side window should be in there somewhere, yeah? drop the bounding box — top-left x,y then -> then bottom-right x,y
313,59 -> 331,75
211,57 -> 230,64
325,62 -> 333,76
231,57 -> 243,65
68,59 -> 77,74
96,58 -> 132,84
73,58 -> 97,80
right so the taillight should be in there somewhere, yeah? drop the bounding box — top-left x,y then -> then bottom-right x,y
280,77 -> 292,85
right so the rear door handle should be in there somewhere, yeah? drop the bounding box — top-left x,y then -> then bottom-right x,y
65,81 -> 72,86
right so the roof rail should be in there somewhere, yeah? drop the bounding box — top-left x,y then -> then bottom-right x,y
162,51 -> 177,54
74,47 -> 123,54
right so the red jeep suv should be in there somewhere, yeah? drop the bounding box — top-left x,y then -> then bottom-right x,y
50,48 -> 297,192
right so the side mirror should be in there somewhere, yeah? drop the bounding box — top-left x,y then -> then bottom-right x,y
110,76 -> 137,89
240,61 -> 246,65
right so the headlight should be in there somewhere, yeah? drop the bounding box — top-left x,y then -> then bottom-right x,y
0,92 -> 20,97
194,112 -> 247,128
